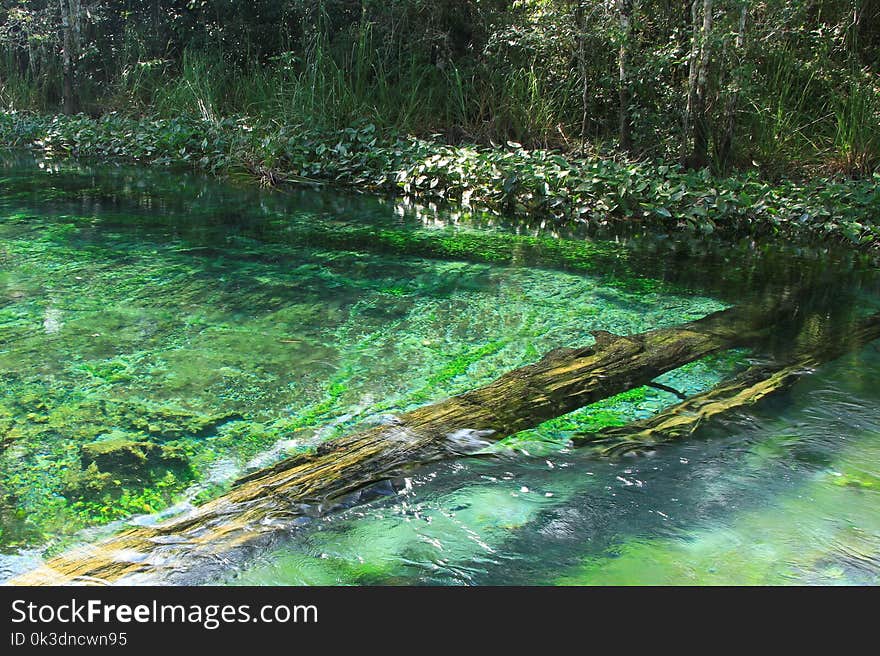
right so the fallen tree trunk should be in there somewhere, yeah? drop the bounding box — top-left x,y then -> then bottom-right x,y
575,310 -> 880,456
8,294 -> 804,585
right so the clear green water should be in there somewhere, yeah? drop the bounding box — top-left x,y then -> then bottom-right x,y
1,154 -> 878,585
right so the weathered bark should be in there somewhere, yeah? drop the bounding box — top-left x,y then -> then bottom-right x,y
576,310 -> 880,456
681,0 -> 700,165
693,0 -> 713,167
10,299 -> 798,585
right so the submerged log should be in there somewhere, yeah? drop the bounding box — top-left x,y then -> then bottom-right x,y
8,295 -> 804,585
575,310 -> 880,456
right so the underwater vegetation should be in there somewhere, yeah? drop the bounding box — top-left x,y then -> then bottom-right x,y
2,154 -> 878,587
0,155 -> 739,555
221,347 -> 880,587
556,430 -> 880,586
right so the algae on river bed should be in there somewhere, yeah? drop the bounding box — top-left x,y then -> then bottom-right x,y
0,155 -> 734,554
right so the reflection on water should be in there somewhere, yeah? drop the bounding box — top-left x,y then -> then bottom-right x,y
0,153 -> 878,585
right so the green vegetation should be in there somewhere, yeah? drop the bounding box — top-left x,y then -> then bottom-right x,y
0,172 -> 733,549
1,112 -> 878,249
224,350 -> 880,587
1,1 -> 879,586
3,2 -> 879,170
1,2 -> 878,249
492,348 -> 750,455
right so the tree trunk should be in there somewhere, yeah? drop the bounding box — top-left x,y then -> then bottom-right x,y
58,0 -> 79,114
9,297 -> 804,585
577,309 -> 880,456
682,0 -> 699,165
718,1 -> 749,171
682,0 -> 713,168
617,0 -> 633,152
692,0 -> 713,168
576,1 -> 589,154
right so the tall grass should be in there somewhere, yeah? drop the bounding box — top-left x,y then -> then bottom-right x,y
0,68 -> 39,111
833,77 -> 880,176
114,45 -> 454,135
103,17 -> 575,147
743,48 -> 834,175
2,11 -> 876,178
735,48 -> 879,178
0,51 -> 60,111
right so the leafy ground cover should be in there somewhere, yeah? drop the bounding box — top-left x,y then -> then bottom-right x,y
2,112 -> 878,251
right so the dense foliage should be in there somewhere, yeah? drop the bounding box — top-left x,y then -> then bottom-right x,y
0,1 -> 878,176
2,111 -> 878,249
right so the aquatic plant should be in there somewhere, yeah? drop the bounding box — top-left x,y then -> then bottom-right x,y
1,112 -> 878,251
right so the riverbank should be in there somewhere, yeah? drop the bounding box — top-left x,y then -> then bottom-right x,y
2,111 -> 878,251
